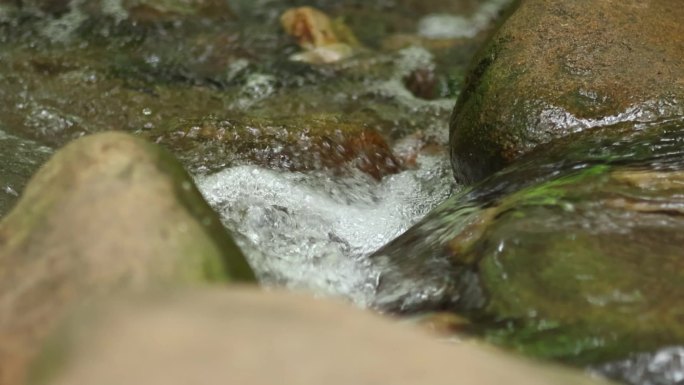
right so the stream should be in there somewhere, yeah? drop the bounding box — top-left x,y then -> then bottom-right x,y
1,0 -> 683,384
196,138 -> 457,306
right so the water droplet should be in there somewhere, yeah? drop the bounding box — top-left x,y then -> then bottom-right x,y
4,185 -> 18,197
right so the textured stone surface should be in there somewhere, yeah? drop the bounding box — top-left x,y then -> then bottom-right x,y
450,0 -> 684,183
34,288 -> 612,385
0,132 -> 253,384
373,118 -> 684,366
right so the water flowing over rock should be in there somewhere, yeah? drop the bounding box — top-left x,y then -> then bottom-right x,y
195,150 -> 455,306
33,288 -> 612,385
449,0 -> 684,183
372,117 -> 684,369
0,132 -> 253,385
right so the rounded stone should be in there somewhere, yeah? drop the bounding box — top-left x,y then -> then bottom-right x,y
449,0 -> 684,183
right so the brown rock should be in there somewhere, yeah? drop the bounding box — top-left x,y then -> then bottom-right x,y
280,6 -> 358,64
281,6 -> 341,49
35,288 -> 613,385
153,115 -> 402,180
450,0 -> 684,183
0,132 -> 253,385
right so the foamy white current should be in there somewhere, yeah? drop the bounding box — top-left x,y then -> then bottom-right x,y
196,150 -> 456,307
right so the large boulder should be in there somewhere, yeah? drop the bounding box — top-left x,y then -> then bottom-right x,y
450,0 -> 684,183
372,117 -> 684,371
0,132 -> 254,385
32,288 -> 611,385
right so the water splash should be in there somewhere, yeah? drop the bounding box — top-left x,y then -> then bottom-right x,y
593,346 -> 684,385
195,151 -> 456,307
537,98 -> 684,135
0,128 -> 53,217
417,0 -> 513,39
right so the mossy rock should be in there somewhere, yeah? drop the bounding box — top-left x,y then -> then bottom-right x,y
372,117 -> 684,365
450,0 -> 684,183
0,132 -> 254,385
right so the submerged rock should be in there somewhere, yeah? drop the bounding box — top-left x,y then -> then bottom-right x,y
149,114 -> 402,179
33,288 -> 611,385
449,0 -> 684,183
14,0 -> 234,21
0,129 -> 52,218
372,117 -> 684,368
0,132 -> 253,385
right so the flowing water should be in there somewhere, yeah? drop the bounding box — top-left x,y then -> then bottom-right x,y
196,138 -> 458,307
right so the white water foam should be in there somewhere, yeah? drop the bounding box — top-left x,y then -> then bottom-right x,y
417,0 -> 512,39
196,151 -> 456,307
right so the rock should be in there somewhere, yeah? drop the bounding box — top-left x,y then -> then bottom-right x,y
119,0 -> 235,23
281,6 -> 342,50
149,114 -> 402,180
19,0 -> 71,16
449,0 -> 684,183
32,288 -> 612,385
372,117 -> 684,368
0,129 -> 52,218
403,311 -> 472,337
0,132 -> 254,385
280,6 -> 358,64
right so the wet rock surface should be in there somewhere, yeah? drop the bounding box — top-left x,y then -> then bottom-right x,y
0,132 -> 253,385
34,288 -> 611,385
372,117 -> 684,368
449,0 -> 684,183
0,0 -> 485,171
0,128 -> 52,217
148,114 -> 402,179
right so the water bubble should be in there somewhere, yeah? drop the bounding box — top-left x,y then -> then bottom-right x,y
3,185 -> 18,197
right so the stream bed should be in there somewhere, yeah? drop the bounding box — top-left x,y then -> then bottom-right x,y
1,1 -> 683,384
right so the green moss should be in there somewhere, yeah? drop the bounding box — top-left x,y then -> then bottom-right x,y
500,164 -> 610,208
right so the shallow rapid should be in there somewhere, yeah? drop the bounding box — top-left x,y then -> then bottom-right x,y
196,148 -> 457,307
